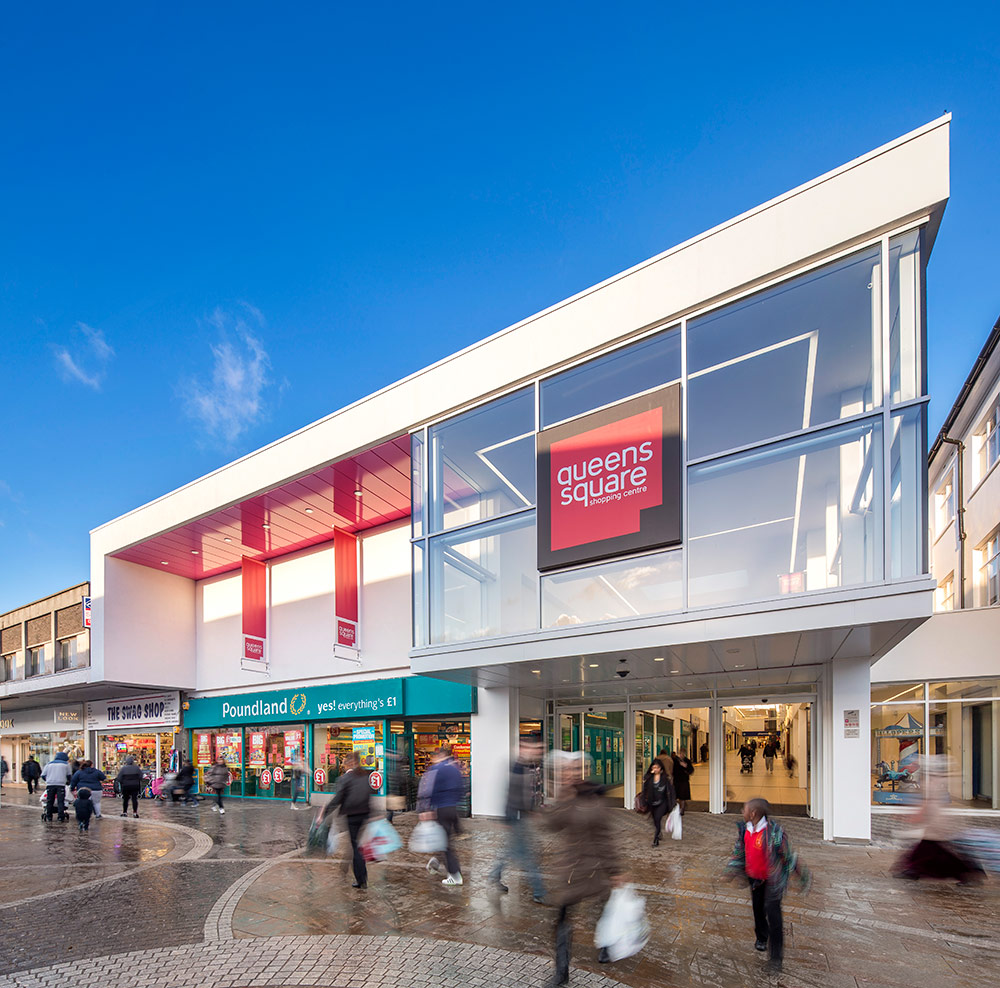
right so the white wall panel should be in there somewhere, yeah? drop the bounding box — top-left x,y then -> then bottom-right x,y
358,521 -> 411,674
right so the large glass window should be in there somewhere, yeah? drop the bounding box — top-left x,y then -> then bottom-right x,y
888,231 -> 923,405
889,406 -> 927,580
411,431 -> 425,538
687,246 -> 881,460
871,703 -> 924,805
428,387 -> 535,532
412,542 -> 426,647
540,327 -> 680,428
312,721 -> 383,795
980,531 -> 1000,606
975,402 -> 1000,484
934,473 -> 955,537
0,654 -> 13,682
429,511 -> 537,643
541,548 -> 682,628
26,647 -> 45,678
688,419 -> 881,608
244,725 -> 301,798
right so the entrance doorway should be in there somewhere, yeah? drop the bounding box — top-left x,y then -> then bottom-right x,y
555,709 -> 626,801
634,706 -> 710,811
721,701 -> 812,816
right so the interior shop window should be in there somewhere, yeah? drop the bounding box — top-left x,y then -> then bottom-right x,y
55,638 -> 75,672
427,387 -> 535,533
411,721 -> 471,814
244,726 -> 299,798
978,530 -> 1000,606
688,418 -> 881,609
195,730 -> 244,795
687,244 -> 881,461
429,510 -> 537,643
870,683 -> 925,703
0,654 -> 13,682
889,406 -> 926,580
540,327 -> 681,428
929,701 -> 996,807
99,734 -> 158,776
935,573 -> 955,612
974,401 -> 1000,484
888,230 -> 924,404
311,722 -> 383,795
934,474 -> 956,538
26,646 -> 45,678
870,703 -> 925,805
929,680 -> 1000,701
541,548 -> 681,628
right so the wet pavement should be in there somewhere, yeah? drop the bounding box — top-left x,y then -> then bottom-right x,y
0,788 -> 997,987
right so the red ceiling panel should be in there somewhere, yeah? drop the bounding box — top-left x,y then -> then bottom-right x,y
111,436 -> 412,580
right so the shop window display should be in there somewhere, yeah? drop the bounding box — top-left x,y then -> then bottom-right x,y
195,730 -> 244,795
312,721 -> 383,795
244,725 -> 302,798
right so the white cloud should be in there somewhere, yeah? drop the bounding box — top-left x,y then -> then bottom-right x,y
180,306 -> 272,445
53,322 -> 115,390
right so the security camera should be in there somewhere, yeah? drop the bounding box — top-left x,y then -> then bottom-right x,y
615,669 -> 631,678
667,702 -> 673,708
762,698 -> 768,704
588,706 -> 594,712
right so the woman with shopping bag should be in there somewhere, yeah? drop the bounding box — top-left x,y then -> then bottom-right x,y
642,759 -> 675,847
542,751 -> 625,987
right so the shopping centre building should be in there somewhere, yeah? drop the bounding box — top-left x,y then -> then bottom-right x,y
3,115 -> 963,841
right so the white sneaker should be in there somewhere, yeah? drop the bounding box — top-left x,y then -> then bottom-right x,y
211,805 -> 218,812
219,808 -> 225,815
426,857 -> 440,874
442,873 -> 463,886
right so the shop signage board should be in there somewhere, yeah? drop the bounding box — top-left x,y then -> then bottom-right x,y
843,709 -> 860,739
273,767 -> 284,784
260,769 -> 272,787
184,679 -> 404,728
368,771 -> 382,790
313,768 -> 327,786
0,704 -> 84,735
244,638 -> 265,661
82,596 -> 92,628
536,384 -> 682,570
86,692 -> 181,732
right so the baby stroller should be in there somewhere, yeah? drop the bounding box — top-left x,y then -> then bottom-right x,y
40,788 -> 69,822
740,751 -> 754,775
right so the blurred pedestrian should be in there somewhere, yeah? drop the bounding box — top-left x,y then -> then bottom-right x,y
117,756 -> 143,818
763,739 -> 777,773
21,755 -> 41,794
70,760 -> 107,818
643,759 -> 676,846
893,756 -> 986,885
422,745 -> 464,886
73,787 -> 96,832
324,751 -> 371,889
0,755 -> 8,788
543,751 -> 625,986
290,757 -> 307,809
489,735 -> 545,901
726,797 -> 810,972
205,757 -> 229,815
671,748 -> 693,815
700,741 -> 709,763
172,761 -> 196,803
42,751 -> 73,821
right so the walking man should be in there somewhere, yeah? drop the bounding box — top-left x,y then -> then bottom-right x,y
326,751 -> 371,889
22,755 -> 41,794
423,745 -> 465,886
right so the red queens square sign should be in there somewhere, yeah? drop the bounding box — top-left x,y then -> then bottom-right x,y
536,384 -> 682,570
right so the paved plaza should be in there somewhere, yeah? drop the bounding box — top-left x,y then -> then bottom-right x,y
0,789 -> 997,988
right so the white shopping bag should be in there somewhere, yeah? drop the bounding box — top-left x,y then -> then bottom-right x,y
408,820 -> 448,854
326,828 -> 340,856
666,805 -> 682,840
594,885 -> 650,961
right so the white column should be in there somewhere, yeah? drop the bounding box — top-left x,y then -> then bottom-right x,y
826,657 -> 872,841
470,686 -> 518,818
709,702 -> 725,813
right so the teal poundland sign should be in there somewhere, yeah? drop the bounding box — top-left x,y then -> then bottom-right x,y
185,678 -> 403,728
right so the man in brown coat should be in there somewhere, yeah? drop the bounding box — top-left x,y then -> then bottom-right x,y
542,751 -> 624,986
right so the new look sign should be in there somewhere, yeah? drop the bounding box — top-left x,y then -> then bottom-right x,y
536,385 -> 682,570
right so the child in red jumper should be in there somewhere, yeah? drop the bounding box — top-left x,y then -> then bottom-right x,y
726,798 -> 810,970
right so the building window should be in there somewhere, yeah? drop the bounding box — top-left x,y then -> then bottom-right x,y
934,474 -> 955,537
0,654 -> 13,681
55,638 -> 76,672
26,646 -> 45,677
980,531 -> 1000,606
975,402 -> 1000,484
935,573 -> 955,612
888,230 -> 923,404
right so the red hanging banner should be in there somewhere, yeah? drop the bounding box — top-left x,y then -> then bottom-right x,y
242,557 -> 267,640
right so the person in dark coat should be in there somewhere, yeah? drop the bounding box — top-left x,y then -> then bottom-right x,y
21,755 -> 42,794
116,755 -> 144,818
671,748 -> 694,814
423,745 -> 465,886
73,787 -> 96,832
642,758 -> 676,846
0,755 -> 8,788
325,751 -> 372,890
542,751 -> 624,986
70,760 -> 107,818
172,761 -> 196,803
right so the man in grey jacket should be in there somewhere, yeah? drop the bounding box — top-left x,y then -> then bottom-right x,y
41,751 -> 72,821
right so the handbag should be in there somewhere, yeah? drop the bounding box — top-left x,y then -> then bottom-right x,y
633,792 -> 649,814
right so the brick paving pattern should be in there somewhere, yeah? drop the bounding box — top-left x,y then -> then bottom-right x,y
0,788 -> 997,987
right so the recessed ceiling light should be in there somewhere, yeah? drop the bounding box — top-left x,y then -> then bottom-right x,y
160,560 -> 168,565
531,669 -> 541,675
190,550 -> 199,555
741,678 -> 748,682
733,663 -> 745,669
354,489 -> 363,497
726,648 -> 741,654
304,508 -> 313,514
589,663 -> 599,668
671,670 -> 681,674
653,656 -> 665,662
687,682 -> 694,686
262,523 -> 270,530
223,537 -> 232,543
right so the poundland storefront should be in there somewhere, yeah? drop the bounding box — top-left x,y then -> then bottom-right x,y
184,676 -> 476,807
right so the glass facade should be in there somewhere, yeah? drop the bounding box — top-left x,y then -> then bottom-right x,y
413,228 -> 929,647
871,680 -> 1000,808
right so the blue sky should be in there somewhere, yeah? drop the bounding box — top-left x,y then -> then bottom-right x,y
1,3 -> 998,613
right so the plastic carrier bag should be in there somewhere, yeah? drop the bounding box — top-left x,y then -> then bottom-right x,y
666,805 -> 682,840
408,820 -> 448,854
594,885 -> 650,962
306,814 -> 331,856
360,818 -> 402,861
